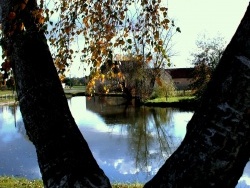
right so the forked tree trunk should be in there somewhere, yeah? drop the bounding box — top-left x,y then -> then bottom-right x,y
1,1 -> 111,187
2,0 -> 250,187
144,3 -> 250,188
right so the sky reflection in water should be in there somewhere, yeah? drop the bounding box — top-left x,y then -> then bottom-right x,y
0,97 -> 249,186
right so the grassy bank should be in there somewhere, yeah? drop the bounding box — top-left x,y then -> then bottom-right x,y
0,86 -> 87,105
146,96 -> 195,103
0,87 -> 197,109
0,176 -> 143,188
0,90 -> 17,105
0,177 -> 43,188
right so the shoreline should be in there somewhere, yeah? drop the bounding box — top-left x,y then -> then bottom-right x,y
0,89 -> 197,110
0,101 -> 17,106
0,94 -> 197,111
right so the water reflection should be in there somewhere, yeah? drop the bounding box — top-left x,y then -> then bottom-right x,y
0,105 -> 23,143
71,96 -> 193,182
0,96 -> 249,186
0,105 -> 40,179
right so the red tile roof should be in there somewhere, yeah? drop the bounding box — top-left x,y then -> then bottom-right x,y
166,68 -> 194,79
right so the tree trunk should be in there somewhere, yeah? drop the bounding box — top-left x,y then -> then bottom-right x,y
144,3 -> 250,187
2,0 -> 250,187
1,1 -> 111,187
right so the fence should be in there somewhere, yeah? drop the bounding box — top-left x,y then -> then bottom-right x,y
0,94 -> 17,100
174,90 -> 193,97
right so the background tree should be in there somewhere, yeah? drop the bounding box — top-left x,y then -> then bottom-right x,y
190,34 -> 226,99
62,77 -> 86,87
150,72 -> 176,101
42,0 -> 171,96
96,18 -> 180,102
115,53 -> 154,101
45,0 -> 179,101
115,18 -> 180,102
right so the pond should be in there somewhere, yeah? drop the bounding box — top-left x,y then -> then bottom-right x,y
0,96 -> 249,187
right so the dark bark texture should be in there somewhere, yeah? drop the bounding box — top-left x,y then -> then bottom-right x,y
2,0 -> 250,187
1,0 -> 111,187
144,3 -> 250,188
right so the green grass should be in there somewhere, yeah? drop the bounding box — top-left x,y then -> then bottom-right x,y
0,89 -> 17,105
0,90 -> 15,95
0,87 -> 195,105
0,177 -> 43,188
0,86 -> 86,95
146,96 -> 195,103
0,86 -> 86,103
112,183 -> 143,188
70,85 -> 86,90
0,177 -> 143,188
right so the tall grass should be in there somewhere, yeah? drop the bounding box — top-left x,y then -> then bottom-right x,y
147,96 -> 195,103
0,177 -> 143,188
0,176 -> 43,188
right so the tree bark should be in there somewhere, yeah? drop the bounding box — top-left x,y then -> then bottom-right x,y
144,3 -> 250,188
2,0 -> 250,187
1,1 -> 111,187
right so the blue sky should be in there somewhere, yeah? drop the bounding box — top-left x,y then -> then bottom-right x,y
167,0 -> 250,68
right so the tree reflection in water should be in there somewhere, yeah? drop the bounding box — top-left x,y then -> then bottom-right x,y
4,105 -> 29,141
1,97 -> 250,186
126,107 -> 176,174
87,96 -> 183,175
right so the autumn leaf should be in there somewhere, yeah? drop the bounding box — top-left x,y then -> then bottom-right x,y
8,12 -> 16,20
146,55 -> 152,63
64,26 -> 71,34
20,0 -> 28,10
156,77 -> 162,86
119,39 -> 125,45
36,0 -> 179,95
83,17 -> 89,28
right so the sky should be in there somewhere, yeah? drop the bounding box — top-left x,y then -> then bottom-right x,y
68,0 -> 250,76
0,1 -> 249,77
166,0 -> 250,68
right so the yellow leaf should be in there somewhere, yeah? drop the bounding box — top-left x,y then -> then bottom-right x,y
119,39 -> 125,45
146,56 -> 152,63
154,31 -> 159,40
83,17 -> 89,28
156,77 -> 162,86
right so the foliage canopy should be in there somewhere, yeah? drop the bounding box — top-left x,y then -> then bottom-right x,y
190,35 -> 226,99
0,0 -> 179,94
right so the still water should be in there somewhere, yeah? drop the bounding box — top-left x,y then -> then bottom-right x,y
0,96 -> 249,187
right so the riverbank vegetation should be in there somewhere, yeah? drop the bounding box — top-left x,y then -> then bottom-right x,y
0,89 -> 17,105
0,86 -> 196,106
0,176 -> 143,188
146,96 -> 195,103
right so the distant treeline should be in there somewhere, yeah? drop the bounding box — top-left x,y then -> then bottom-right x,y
63,77 -> 88,86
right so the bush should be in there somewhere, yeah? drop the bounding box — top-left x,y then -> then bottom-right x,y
150,80 -> 175,100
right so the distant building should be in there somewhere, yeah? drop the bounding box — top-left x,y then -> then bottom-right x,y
166,68 -> 194,90
118,61 -> 194,91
